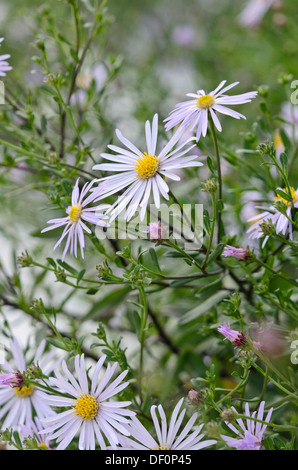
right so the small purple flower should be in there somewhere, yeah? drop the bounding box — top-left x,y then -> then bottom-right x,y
221,401 -> 274,450
223,245 -> 248,261
218,322 -> 246,347
0,372 -> 24,388
144,222 -> 167,241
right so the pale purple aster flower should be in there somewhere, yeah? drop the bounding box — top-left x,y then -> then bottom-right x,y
41,178 -> 109,261
0,372 -> 24,388
221,401 -> 274,450
238,0 -> 277,29
218,322 -> 246,347
247,186 -> 298,247
164,81 -> 258,141
0,37 -> 12,77
0,337 -> 59,429
223,245 -> 249,261
144,222 -> 167,241
92,113 -> 203,222
41,354 -> 135,450
115,398 -> 217,450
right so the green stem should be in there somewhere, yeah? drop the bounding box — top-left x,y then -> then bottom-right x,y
210,119 -> 223,243
202,192 -> 217,269
138,286 -> 148,405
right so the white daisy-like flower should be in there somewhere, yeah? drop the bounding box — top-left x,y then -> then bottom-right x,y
0,37 -> 12,77
221,401 -> 274,450
92,113 -> 203,221
238,0 -> 277,29
115,398 -> 217,450
164,80 -> 258,141
41,178 -> 109,261
41,354 -> 135,450
247,186 -> 298,247
0,337 -> 59,429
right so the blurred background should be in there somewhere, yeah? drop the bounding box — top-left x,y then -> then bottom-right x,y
0,0 -> 297,411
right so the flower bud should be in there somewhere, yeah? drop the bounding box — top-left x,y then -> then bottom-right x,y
218,323 -> 246,347
0,372 -> 24,388
221,408 -> 238,423
188,389 -> 202,405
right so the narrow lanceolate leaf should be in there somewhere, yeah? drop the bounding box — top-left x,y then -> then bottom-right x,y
180,291 -> 228,324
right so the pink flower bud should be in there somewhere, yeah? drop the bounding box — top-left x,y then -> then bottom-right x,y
144,222 -> 166,241
218,323 -> 246,347
0,372 -> 24,388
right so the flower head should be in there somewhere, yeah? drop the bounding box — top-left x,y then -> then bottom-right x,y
0,38 -> 12,77
247,187 -> 298,247
221,401 -> 274,450
41,178 -> 109,261
223,245 -> 249,261
218,323 -> 246,347
0,372 -> 24,388
116,398 -> 216,450
41,354 -> 135,450
0,337 -> 59,429
144,222 -> 167,241
92,114 -> 203,221
164,81 -> 257,141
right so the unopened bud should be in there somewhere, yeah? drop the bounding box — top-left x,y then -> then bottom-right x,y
202,179 -> 217,193
17,252 -> 33,268
221,408 -> 238,423
188,389 -> 202,405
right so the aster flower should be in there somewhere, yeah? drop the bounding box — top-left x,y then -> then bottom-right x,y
92,113 -> 203,221
218,322 -> 246,347
41,178 -> 109,261
0,37 -> 12,77
221,401 -> 274,450
41,354 -> 135,450
238,0 -> 277,29
144,222 -> 167,241
0,337 -> 59,429
164,81 -> 258,141
115,398 -> 216,450
0,372 -> 24,388
246,186 -> 298,247
222,245 -> 249,261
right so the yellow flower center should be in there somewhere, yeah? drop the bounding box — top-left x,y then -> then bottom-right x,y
150,445 -> 170,450
72,393 -> 100,421
38,443 -> 49,450
69,204 -> 83,223
273,131 -> 284,149
274,187 -> 297,206
197,94 -> 215,109
135,153 -> 160,179
14,385 -> 34,398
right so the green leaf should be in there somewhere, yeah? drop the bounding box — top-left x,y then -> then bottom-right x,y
206,243 -> 224,267
83,286 -> 131,320
57,259 -> 78,275
77,269 -> 86,285
275,189 -> 292,202
180,291 -> 228,324
279,152 -> 288,174
149,248 -> 162,274
46,257 -> 57,269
